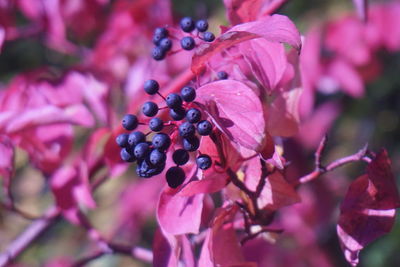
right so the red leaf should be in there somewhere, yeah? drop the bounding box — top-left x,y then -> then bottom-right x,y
196,80 -> 265,151
192,14 -> 301,74
337,150 -> 400,266
157,190 -> 204,235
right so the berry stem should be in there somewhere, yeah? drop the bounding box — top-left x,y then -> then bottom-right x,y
157,92 -> 167,101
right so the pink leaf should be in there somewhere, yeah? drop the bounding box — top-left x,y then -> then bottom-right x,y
196,80 -> 265,151
179,171 -> 229,197
0,135 -> 14,202
192,14 -> 300,74
223,0 -> 264,25
353,0 -> 368,21
157,190 -> 204,235
337,150 -> 400,266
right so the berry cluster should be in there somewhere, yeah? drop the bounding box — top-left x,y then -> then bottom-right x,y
116,79 -> 213,188
151,17 -> 215,61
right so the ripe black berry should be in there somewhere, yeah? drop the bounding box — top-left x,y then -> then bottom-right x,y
197,120 -> 212,136
217,71 -> 228,80
196,20 -> 208,32
180,17 -> 195,32
179,122 -> 195,137
181,36 -> 195,50
134,142 -> 150,159
196,154 -> 212,170
166,93 -> 183,109
166,166 -> 186,188
172,149 -> 189,165
128,131 -> 146,146
116,133 -> 129,147
144,79 -> 159,95
152,46 -> 166,60
120,147 -> 136,162
169,107 -> 186,121
152,133 -> 171,151
159,38 -> 172,52
153,27 -> 168,45
137,159 -> 165,178
182,136 -> 200,151
186,108 -> 201,123
142,101 -> 158,117
203,32 -> 215,42
181,86 -> 196,102
149,149 -> 167,166
149,117 -> 164,132
122,114 -> 138,130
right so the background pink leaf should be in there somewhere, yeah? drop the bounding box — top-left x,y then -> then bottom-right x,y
353,0 -> 368,21
196,80 -> 265,151
223,0 -> 264,25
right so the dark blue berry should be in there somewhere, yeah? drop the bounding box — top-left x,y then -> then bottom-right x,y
179,122 -> 195,137
128,131 -> 146,146
181,86 -> 196,102
180,17 -> 195,32
136,159 -> 165,178
144,79 -> 159,95
166,166 -> 186,188
122,114 -> 138,130
217,71 -> 228,80
172,149 -> 189,165
196,19 -> 208,32
116,133 -> 129,147
169,107 -> 186,121
182,136 -> 200,151
203,31 -> 215,42
142,101 -> 158,117
196,154 -> 212,170
149,149 -> 167,166
181,36 -> 195,50
166,93 -> 182,109
152,46 -> 166,60
134,142 -> 150,159
153,27 -> 168,45
120,147 -> 136,162
186,108 -> 201,123
159,38 -> 172,52
149,117 -> 164,132
152,133 -> 171,151
197,120 -> 212,136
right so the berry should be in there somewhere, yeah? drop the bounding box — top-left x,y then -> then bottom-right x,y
203,31 -> 215,42
149,117 -> 164,132
181,36 -> 195,50
172,149 -> 189,165
122,114 -> 138,130
166,93 -> 182,109
136,159 -> 165,178
196,19 -> 208,32
159,38 -> 172,52
169,107 -> 186,121
128,131 -> 146,146
182,136 -> 200,151
181,86 -> 196,102
116,133 -> 129,147
217,71 -> 228,80
149,149 -> 167,166
142,101 -> 158,117
153,27 -> 168,45
179,122 -> 195,137
152,133 -> 171,151
166,166 -> 186,188
134,142 -> 150,159
197,120 -> 212,136
186,108 -> 201,123
196,154 -> 212,170
144,79 -> 159,95
180,17 -> 195,32
152,46 -> 166,60
120,147 -> 136,162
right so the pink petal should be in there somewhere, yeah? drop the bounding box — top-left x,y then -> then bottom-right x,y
327,59 -> 364,98
196,80 -> 265,151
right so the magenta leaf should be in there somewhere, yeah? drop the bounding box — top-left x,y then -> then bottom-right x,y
179,171 -> 229,196
157,190 -> 204,235
192,14 -> 301,74
196,80 -> 266,151
337,150 -> 400,266
223,0 -> 263,25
